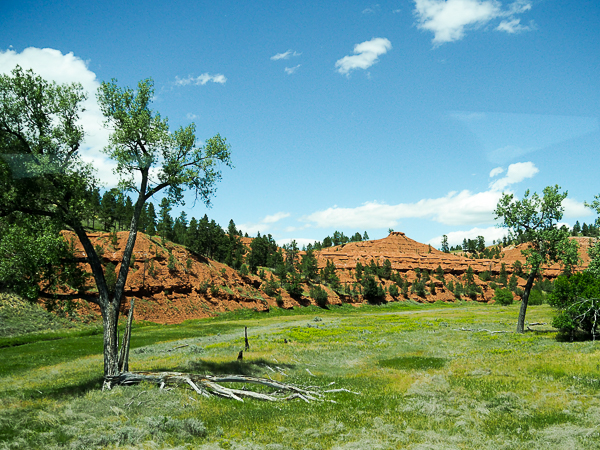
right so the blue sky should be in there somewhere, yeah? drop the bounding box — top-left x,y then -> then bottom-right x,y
1,0 -> 599,248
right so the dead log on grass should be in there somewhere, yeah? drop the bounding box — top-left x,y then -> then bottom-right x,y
105,371 -> 352,403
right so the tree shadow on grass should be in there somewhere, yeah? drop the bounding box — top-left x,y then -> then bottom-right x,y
24,375 -> 104,400
184,358 -> 295,377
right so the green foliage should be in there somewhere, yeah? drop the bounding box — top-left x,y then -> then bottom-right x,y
494,288 -> 514,306
167,254 -> 177,272
388,283 -> 399,298
129,253 -> 136,268
435,265 -> 444,281
301,248 -> 319,281
310,285 -> 329,307
548,272 -> 600,336
186,258 -> 193,272
210,283 -> 220,296
148,259 -> 157,278
528,287 -> 544,305
478,271 -> 491,282
321,260 -> 340,290
239,263 -> 249,276
104,263 -> 117,295
362,275 -> 386,303
411,279 -> 427,298
262,275 -> 280,297
284,270 -> 303,297
498,263 -> 508,287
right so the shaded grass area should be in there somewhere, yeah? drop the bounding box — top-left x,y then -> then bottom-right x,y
2,302 -> 600,449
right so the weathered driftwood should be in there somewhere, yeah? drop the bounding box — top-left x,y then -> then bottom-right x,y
104,371 -> 356,403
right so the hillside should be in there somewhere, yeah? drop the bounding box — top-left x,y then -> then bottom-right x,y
62,231 -> 592,324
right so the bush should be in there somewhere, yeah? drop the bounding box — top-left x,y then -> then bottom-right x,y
239,264 -> 249,276
167,254 -> 176,272
528,287 -> 544,305
388,283 -> 399,298
198,280 -> 209,294
310,285 -> 329,307
493,288 -> 514,306
262,275 -> 280,297
478,271 -> 491,282
548,272 -> 600,336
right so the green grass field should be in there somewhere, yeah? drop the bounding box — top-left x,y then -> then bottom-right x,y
1,299 -> 600,449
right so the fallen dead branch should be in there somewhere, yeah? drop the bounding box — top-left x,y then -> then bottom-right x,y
105,371 -> 359,403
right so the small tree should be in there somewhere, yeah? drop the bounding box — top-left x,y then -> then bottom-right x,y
495,185 -> 579,333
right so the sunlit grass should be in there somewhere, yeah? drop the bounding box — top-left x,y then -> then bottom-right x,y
2,302 -> 600,449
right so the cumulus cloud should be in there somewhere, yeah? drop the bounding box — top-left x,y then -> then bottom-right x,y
175,73 -> 227,86
489,161 -> 538,191
284,64 -> 301,75
239,212 -> 291,236
186,113 -> 198,120
413,0 -> 534,45
562,198 -> 594,218
270,50 -> 301,61
305,161 -> 540,230
0,47 -> 116,185
489,166 -> 504,177
335,37 -> 392,75
496,18 -> 533,33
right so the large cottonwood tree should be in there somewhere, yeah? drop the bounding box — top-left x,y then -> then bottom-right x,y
0,67 -> 232,377
494,185 -> 579,333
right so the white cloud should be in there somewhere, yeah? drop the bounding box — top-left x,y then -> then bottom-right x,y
186,113 -> 198,120
427,226 -> 509,247
263,212 -> 291,223
489,166 -> 504,177
413,0 -> 534,45
306,190 -> 504,229
489,161 -> 538,191
562,198 -> 594,218
276,238 -> 318,248
305,161 -> 540,230
496,18 -> 532,33
0,47 -> 116,185
175,73 -> 227,86
362,5 -> 381,14
284,64 -> 301,75
335,37 -> 392,75
239,212 -> 291,236
270,50 -> 301,61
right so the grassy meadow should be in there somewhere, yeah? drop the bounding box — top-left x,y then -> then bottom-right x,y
2,299 -> 600,449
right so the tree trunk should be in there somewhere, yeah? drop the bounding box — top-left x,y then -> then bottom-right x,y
516,270 -> 537,333
101,300 -> 120,377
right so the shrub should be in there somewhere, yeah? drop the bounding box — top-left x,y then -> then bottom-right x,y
239,264 -> 249,276
362,275 -> 386,303
494,288 -> 514,306
186,258 -> 193,272
104,262 -> 117,295
94,244 -> 105,257
262,275 -> 280,297
275,294 -> 284,307
210,283 -> 219,296
528,287 -> 544,305
549,272 -> 600,336
167,254 -> 176,272
129,253 -> 136,268
310,285 -> 329,307
388,283 -> 399,298
198,280 -> 209,294
478,271 -> 491,282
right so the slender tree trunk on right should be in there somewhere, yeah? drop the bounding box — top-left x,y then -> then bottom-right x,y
516,269 -> 537,333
